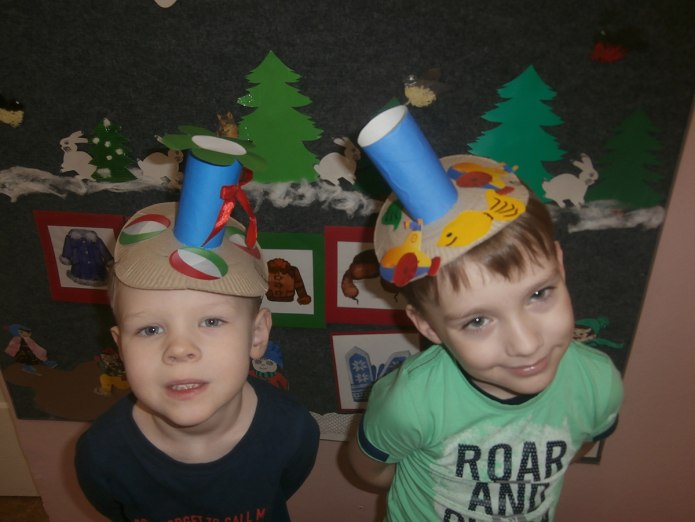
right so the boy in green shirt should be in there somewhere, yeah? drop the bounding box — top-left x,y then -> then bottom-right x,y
348,106 -> 623,521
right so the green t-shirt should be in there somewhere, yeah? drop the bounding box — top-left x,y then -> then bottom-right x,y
359,341 -> 623,521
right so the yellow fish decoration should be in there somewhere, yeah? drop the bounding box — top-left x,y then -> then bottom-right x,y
438,190 -> 525,247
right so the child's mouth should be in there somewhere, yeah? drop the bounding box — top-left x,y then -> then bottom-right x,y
509,357 -> 548,377
170,383 -> 201,391
166,381 -> 207,397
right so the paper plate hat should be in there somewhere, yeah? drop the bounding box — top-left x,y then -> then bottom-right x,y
113,138 -> 268,297
357,105 -> 530,287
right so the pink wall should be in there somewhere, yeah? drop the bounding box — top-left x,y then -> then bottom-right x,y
8,104 -> 695,521
554,101 -> 695,521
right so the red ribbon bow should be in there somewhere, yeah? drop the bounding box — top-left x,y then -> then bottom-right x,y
202,169 -> 257,249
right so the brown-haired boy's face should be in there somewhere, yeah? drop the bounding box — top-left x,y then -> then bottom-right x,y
406,243 -> 574,400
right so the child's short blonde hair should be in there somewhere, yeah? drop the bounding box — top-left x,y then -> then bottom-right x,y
399,197 -> 556,310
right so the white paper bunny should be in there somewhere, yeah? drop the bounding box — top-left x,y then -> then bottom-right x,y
542,153 -> 599,207
314,137 -> 361,186
60,131 -> 96,180
137,148 -> 183,189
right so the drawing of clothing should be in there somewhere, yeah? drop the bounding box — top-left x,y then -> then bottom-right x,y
59,228 -> 113,286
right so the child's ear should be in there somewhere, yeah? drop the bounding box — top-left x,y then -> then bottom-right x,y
250,308 -> 272,360
405,304 -> 442,345
110,326 -> 124,359
110,326 -> 121,349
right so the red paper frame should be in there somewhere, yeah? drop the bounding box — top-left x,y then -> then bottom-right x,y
33,210 -> 127,304
324,226 -> 410,326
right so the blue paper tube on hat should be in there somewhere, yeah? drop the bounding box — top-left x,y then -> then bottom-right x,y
174,153 -> 243,249
357,105 -> 458,224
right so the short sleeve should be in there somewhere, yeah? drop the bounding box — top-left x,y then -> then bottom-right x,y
591,355 -> 624,439
358,367 -> 429,464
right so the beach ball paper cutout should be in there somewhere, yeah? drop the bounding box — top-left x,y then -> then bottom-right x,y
119,214 -> 171,245
169,248 -> 228,281
226,225 -> 261,259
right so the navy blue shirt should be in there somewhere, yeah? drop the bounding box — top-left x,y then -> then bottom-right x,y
75,378 -> 319,522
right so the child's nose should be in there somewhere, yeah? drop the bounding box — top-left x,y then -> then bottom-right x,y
162,337 -> 201,363
506,317 -> 543,357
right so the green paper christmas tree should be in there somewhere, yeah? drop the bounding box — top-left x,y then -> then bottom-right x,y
468,66 -> 565,199
89,118 -> 136,182
237,51 -> 322,183
586,110 -> 663,209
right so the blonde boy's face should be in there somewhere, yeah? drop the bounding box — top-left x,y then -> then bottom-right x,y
110,285 -> 270,430
407,243 -> 574,400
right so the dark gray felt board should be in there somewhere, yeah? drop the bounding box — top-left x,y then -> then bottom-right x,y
1,0 -> 693,419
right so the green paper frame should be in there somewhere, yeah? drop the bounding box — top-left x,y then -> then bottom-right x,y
258,232 -> 325,328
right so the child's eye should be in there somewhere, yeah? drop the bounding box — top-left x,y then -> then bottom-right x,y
530,286 -> 553,302
463,316 -> 489,330
138,325 -> 163,337
201,318 -> 225,328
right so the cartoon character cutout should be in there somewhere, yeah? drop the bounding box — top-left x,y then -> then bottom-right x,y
94,347 -> 129,396
574,317 -> 624,350
4,324 -> 57,375
249,341 -> 288,390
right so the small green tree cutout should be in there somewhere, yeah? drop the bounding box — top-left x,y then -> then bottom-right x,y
89,118 -> 136,182
237,51 -> 322,183
468,65 -> 565,199
586,110 -> 663,209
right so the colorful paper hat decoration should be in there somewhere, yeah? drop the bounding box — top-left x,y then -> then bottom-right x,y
114,134 -> 268,297
357,105 -> 530,287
